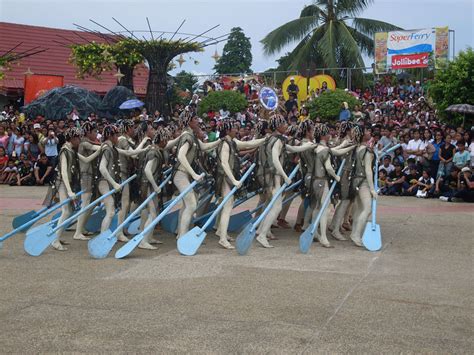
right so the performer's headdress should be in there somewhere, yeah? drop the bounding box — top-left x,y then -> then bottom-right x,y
269,113 -> 287,131
217,120 -> 239,137
153,127 -> 171,145
119,119 -> 134,134
255,120 -> 269,137
314,123 -> 329,142
81,121 -> 96,134
339,120 -> 354,138
286,124 -> 298,137
179,112 -> 193,127
64,127 -> 83,141
297,120 -> 314,140
352,124 -> 364,143
102,124 -> 119,140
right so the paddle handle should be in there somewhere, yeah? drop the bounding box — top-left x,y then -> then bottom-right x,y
52,175 -> 136,234
285,179 -> 302,191
133,174 -> 205,240
254,165 -> 300,228
310,159 -> 346,235
201,163 -> 256,231
0,190 -> 85,242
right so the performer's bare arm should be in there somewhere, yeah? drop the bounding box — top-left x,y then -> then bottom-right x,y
116,146 -> 149,158
99,154 -> 121,191
78,148 -> 101,164
220,143 -> 240,187
198,139 -> 220,152
286,142 -> 316,153
144,159 -> 161,194
272,139 -> 291,184
165,133 -> 184,150
330,144 -> 357,156
81,141 -> 101,152
365,151 -> 376,198
60,153 -> 75,198
234,137 -> 266,150
177,142 -> 201,181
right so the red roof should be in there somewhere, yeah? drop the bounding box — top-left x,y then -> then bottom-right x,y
0,22 -> 148,96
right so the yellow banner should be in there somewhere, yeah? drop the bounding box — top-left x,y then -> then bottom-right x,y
435,27 -> 449,69
374,32 -> 388,74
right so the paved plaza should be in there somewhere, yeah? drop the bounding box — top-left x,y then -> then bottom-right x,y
0,186 -> 472,353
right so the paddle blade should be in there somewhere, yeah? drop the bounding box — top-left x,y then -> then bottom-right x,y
228,210 -> 252,233
299,228 -> 314,254
362,222 -> 382,251
24,224 -> 56,256
85,208 -> 106,233
114,233 -> 145,259
127,218 -> 141,235
12,210 -> 36,229
160,210 -> 179,234
177,226 -> 206,256
235,223 -> 256,256
88,230 -> 117,259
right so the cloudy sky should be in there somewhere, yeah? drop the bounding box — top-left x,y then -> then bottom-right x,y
1,0 -> 472,76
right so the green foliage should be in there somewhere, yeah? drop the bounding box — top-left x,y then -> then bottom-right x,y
70,40 -> 143,79
198,90 -> 247,116
307,89 -> 360,121
214,27 -> 252,74
174,70 -> 199,92
429,48 -> 474,124
261,0 -> 401,76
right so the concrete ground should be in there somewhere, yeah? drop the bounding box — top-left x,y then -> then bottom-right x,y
0,185 -> 472,354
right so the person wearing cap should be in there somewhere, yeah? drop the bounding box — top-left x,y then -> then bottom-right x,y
287,77 -> 299,97
454,167 -> 474,202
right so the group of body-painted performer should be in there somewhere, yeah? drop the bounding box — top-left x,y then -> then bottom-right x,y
15,112 -> 379,255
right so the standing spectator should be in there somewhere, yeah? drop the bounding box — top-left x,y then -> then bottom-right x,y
34,153 -> 54,185
284,93 -> 298,113
338,102 -> 351,121
26,132 -> 42,161
41,130 -> 59,166
431,131 -> 444,177
286,77 -> 299,97
453,141 -> 470,169
12,127 -> 25,157
438,135 -> 456,177
0,125 -> 9,149
406,129 -> 424,165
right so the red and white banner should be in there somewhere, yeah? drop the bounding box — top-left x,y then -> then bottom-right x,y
391,53 -> 429,69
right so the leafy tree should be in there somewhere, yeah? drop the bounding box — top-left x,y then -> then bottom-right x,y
306,88 -> 359,121
429,48 -> 474,124
198,90 -> 247,116
174,70 -> 199,92
214,27 -> 252,74
261,0 -> 401,80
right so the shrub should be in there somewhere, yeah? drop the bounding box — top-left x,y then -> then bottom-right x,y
198,90 -> 247,116
307,89 -> 360,122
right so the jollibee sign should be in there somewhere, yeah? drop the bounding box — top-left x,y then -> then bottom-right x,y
391,53 -> 429,69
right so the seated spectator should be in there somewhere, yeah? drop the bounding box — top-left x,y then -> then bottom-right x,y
11,159 -> 34,186
385,162 -> 406,196
379,155 -> 395,175
1,160 -> 18,184
34,153 -> 54,185
453,140 -> 470,169
378,169 -> 388,195
435,166 -> 460,199
403,165 -> 420,196
415,169 -> 435,198
455,167 -> 474,202
0,146 -> 8,172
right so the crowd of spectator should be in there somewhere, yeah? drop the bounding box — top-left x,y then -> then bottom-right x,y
0,74 -> 473,202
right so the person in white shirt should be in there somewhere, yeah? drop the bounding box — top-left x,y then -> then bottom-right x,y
406,129 -> 425,164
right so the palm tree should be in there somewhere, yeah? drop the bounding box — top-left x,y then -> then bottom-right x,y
261,0 -> 402,81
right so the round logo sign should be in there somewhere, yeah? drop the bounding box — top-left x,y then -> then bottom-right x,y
259,87 -> 278,111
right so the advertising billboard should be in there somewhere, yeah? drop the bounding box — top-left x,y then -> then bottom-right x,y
24,74 -> 64,104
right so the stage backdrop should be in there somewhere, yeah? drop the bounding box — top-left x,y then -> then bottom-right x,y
24,74 -> 64,104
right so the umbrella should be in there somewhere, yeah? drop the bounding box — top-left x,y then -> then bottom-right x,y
119,99 -> 144,110
446,104 -> 474,126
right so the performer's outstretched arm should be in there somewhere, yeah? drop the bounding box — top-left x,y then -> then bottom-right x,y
198,139 -> 220,152
81,141 -> 101,152
234,137 -> 266,150
78,148 -> 101,164
330,144 -> 357,156
286,142 -> 316,153
116,146 -> 149,158
165,133 -> 184,150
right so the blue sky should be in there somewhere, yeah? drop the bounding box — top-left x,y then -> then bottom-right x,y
1,0 -> 472,76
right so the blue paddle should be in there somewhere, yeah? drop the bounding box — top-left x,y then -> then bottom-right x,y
177,163 -> 256,256
227,180 -> 302,233
236,165 -> 300,255
299,160 -> 346,254
0,190 -> 84,250
115,174 -> 205,259
362,144 -> 401,251
88,174 -> 172,259
12,205 -> 51,229
24,175 -> 136,256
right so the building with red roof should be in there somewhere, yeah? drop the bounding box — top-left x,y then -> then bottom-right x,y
0,22 -> 148,106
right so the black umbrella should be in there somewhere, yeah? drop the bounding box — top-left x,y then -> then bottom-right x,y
446,104 -> 474,126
